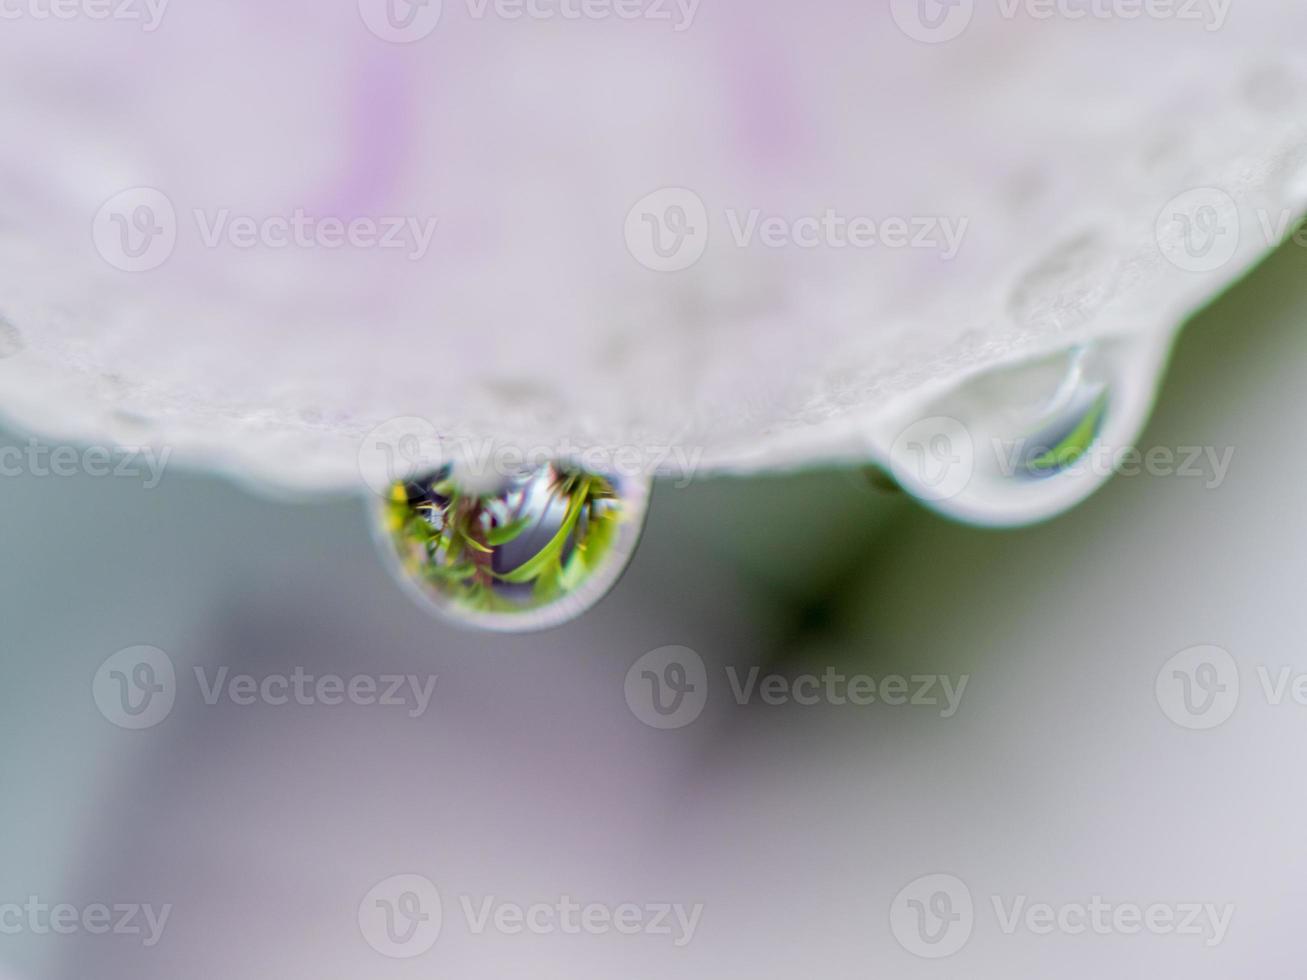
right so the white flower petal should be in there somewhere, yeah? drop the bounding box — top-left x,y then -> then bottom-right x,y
0,4 -> 1303,489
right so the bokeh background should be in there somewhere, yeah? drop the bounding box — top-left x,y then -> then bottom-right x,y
3,237 -> 1306,977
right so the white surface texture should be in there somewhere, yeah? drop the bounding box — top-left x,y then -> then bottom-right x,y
0,4 -> 1305,488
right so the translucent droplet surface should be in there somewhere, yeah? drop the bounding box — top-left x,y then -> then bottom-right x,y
872,331 -> 1175,526
372,462 -> 650,632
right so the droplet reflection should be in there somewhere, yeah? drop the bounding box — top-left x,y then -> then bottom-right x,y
876,332 -> 1174,526
372,462 -> 650,632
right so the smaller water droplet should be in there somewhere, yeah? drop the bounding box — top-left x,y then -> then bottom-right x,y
109,408 -> 155,437
1007,233 -> 1121,333
371,461 -> 650,632
1242,65 -> 1299,113
871,331 -> 1174,526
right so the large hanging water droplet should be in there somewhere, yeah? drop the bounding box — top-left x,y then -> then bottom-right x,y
371,461 -> 650,632
871,331 -> 1175,526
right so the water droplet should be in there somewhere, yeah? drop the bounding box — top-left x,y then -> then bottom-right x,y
871,331 -> 1174,526
371,461 -> 650,632
1242,65 -> 1299,113
1007,233 -> 1121,333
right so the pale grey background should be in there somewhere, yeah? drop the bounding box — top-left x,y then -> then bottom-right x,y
2,241 -> 1305,977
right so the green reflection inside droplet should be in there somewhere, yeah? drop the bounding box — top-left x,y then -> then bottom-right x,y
1021,390 -> 1110,477
376,462 -> 647,631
